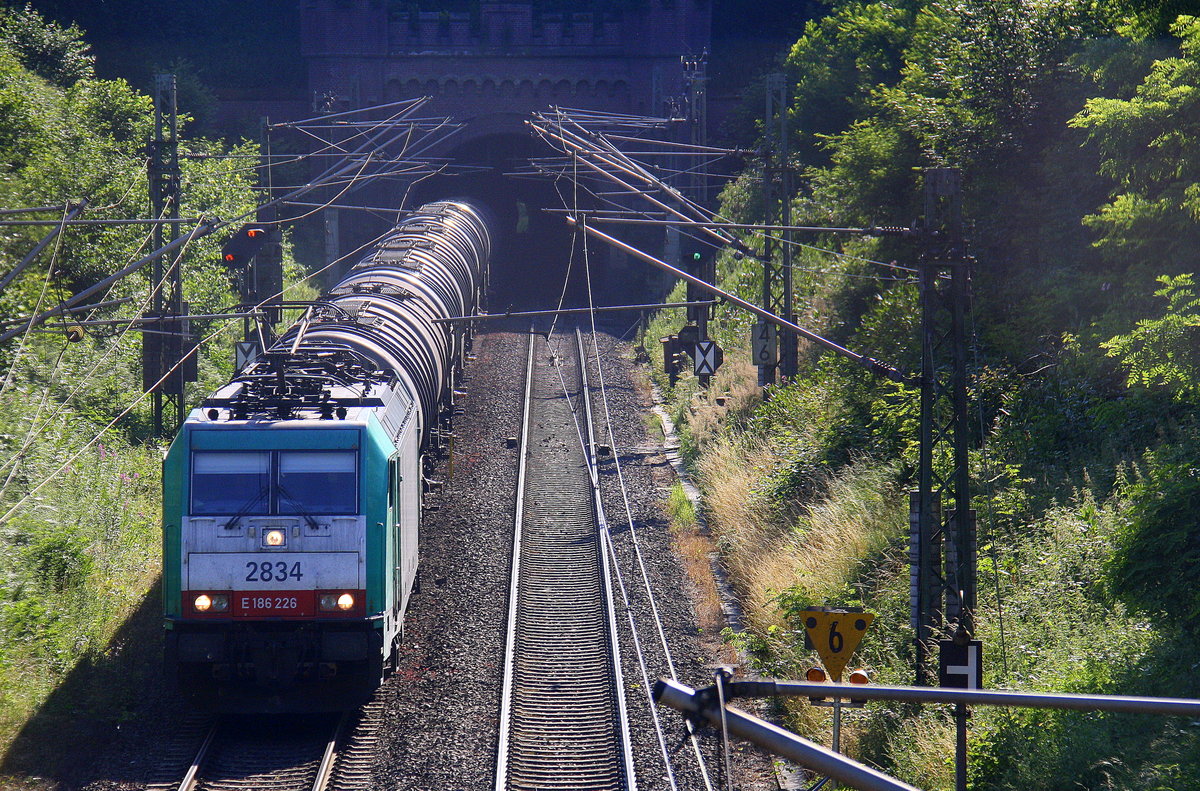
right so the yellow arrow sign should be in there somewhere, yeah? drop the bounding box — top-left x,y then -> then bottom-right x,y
801,609 -> 875,682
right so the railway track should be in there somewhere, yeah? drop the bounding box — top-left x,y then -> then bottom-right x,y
146,709 -> 362,791
495,327 -> 636,791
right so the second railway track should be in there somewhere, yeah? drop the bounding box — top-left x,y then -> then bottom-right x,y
495,327 -> 636,791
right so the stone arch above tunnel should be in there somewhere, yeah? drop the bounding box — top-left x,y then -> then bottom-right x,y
301,0 -> 710,129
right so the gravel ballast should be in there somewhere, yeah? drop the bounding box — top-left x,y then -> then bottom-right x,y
372,320 -> 775,790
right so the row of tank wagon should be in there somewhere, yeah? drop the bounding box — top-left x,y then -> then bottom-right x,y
161,200 -> 491,710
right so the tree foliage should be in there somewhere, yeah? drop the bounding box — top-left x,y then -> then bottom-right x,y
656,0 -> 1200,786
0,6 -> 265,744
1071,15 -> 1200,290
1103,273 -> 1200,399
0,2 -> 92,87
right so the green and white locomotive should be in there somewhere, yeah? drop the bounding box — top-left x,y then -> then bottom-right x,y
161,200 -> 489,710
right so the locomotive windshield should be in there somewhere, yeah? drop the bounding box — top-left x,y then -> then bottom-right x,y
190,450 -> 358,515
191,452 -> 269,515
278,452 -> 356,514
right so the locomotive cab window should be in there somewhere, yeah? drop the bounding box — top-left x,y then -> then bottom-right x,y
189,450 -> 358,516
191,452 -> 270,515
278,451 -> 357,514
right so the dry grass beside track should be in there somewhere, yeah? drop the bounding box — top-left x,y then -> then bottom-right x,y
697,434 -> 903,633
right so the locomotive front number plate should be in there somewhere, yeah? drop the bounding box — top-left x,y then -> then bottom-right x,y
187,552 -> 362,590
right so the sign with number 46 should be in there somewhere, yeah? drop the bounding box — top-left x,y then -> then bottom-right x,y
752,321 -> 777,366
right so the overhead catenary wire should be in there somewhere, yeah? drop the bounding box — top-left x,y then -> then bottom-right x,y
0,102 -> 456,515
0,110 -> 439,347
532,111 -> 916,279
590,346 -> 717,789
575,214 -> 715,791
0,200 -> 88,292
0,220 -> 403,526
542,169 -> 714,786
0,204 -> 76,398
531,117 -> 910,286
0,220 -> 195,488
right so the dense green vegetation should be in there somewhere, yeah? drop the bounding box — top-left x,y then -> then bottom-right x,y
650,1 -> 1200,788
0,5 -> 269,756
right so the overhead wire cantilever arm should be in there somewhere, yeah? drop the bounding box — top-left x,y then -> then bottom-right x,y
0,112 -> 420,346
567,217 -> 907,383
0,200 -> 87,292
530,116 -> 742,253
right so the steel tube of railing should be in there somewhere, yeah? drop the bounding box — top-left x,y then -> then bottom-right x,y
655,679 -> 920,791
722,681 -> 1200,716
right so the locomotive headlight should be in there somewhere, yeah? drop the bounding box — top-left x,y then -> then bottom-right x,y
318,592 -> 356,612
193,593 -> 229,613
263,529 -> 286,547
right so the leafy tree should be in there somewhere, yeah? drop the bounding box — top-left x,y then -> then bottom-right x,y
1102,273 -> 1200,400
1070,16 -> 1200,292
1107,426 -> 1200,624
783,1 -> 917,165
0,2 -> 92,87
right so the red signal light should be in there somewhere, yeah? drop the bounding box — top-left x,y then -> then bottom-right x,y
220,223 -> 270,268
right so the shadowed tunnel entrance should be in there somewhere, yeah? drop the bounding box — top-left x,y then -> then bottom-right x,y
407,131 -> 660,314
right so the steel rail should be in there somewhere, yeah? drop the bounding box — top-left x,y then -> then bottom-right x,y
493,328 -> 536,791
171,714 -> 344,791
576,327 -> 638,791
495,327 -> 632,791
176,720 -> 219,791
311,712 -> 350,791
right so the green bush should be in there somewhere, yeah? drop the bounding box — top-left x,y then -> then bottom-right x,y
1107,423 -> 1200,625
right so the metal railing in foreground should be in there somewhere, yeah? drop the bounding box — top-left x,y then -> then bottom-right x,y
654,678 -> 1200,791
